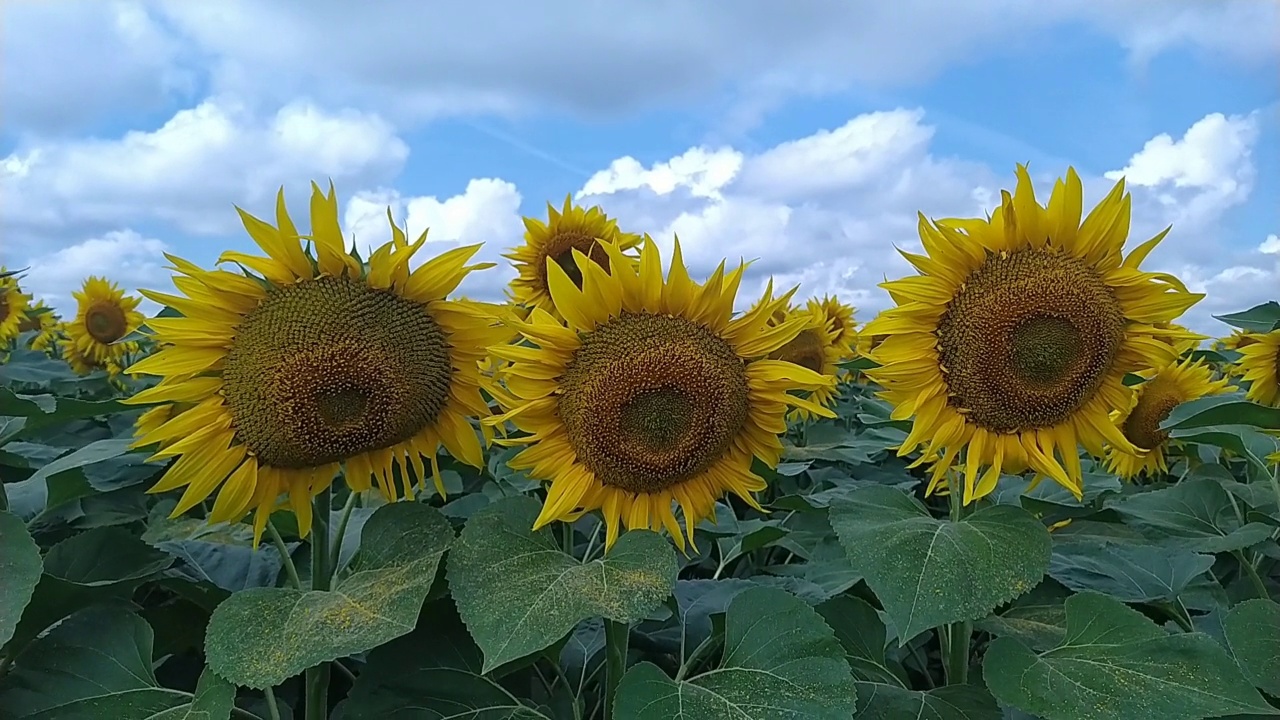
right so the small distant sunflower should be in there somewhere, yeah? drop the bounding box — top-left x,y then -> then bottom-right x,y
808,295 -> 859,359
863,165 -> 1202,503
766,304 -> 844,421
0,271 -> 32,346
505,196 -> 642,316
1216,329 -> 1259,352
1105,357 -> 1231,479
123,184 -> 507,544
65,277 -> 143,368
1151,322 -> 1203,356
487,237 -> 835,550
1235,329 -> 1280,407
19,301 -> 61,352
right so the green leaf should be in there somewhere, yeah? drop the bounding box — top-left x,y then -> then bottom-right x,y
613,587 -> 855,720
1163,395 -> 1280,432
339,600 -> 553,719
204,501 -> 454,689
853,683 -> 1000,719
0,606 -> 242,720
984,592 -> 1277,720
1108,478 -> 1276,552
449,496 -> 678,673
1223,599 -> 1280,698
828,486 -> 1051,641
1048,539 -> 1213,602
143,508 -> 288,593
975,603 -> 1068,653
1169,425 -> 1280,477
816,595 -> 908,686
0,388 -> 128,440
1214,302 -> 1280,333
0,511 -> 41,648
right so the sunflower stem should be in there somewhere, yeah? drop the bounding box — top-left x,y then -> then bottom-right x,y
602,618 -> 629,719
1235,550 -> 1271,600
266,520 -> 302,590
942,478 -> 971,685
328,490 -> 359,575
305,487 -> 333,720
264,687 -> 282,720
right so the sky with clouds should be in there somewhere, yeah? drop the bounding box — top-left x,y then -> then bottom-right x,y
2,0 -> 1277,335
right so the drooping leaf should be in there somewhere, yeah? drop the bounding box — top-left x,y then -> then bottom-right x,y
204,501 -> 454,689
1108,478 -> 1275,553
828,486 -> 1051,641
447,496 -> 678,673
1214,302 -> 1280,333
984,592 -> 1277,720
143,507 -> 287,593
1048,539 -> 1213,602
975,603 -> 1068,653
613,587 -> 856,719
854,683 -> 1000,720
338,600 -> 553,719
0,511 -> 41,648
1223,599 -> 1280,698
0,606 -> 243,720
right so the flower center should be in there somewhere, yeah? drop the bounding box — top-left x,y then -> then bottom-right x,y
544,231 -> 609,289
85,302 -> 129,344
1122,380 -> 1183,451
769,328 -> 826,373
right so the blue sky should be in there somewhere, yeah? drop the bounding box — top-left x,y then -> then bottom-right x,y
2,0 -> 1276,334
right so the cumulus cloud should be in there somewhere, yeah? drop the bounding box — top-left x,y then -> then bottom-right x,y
18,231 -> 171,314
1,97 -> 409,250
5,1 -> 1275,134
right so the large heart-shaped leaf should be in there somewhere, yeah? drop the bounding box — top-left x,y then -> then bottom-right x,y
205,501 -> 453,688
0,511 -> 41,649
853,683 -> 1000,719
1108,479 -> 1274,553
447,496 -> 678,673
613,587 -> 855,719
1223,598 -> 1280,698
828,486 -> 1050,641
984,592 -> 1277,720
339,600 -> 553,719
1048,539 -> 1212,602
0,605 -> 244,720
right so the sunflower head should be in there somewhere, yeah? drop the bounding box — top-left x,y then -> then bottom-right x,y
504,196 -> 642,317
863,164 -> 1202,503
765,304 -> 844,421
1105,357 -> 1231,479
0,270 -> 32,346
65,276 -> 144,369
1234,329 -> 1280,407
807,295 -> 859,358
122,183 -> 506,545
1216,328 -> 1260,352
487,236 -> 835,551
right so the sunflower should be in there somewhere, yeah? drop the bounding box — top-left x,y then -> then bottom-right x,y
122,184 -> 508,544
1235,329 -> 1280,407
0,270 -> 31,346
1151,322 -> 1203,356
863,165 -> 1202,503
765,303 -> 844,421
61,332 -> 122,376
808,295 -> 859,359
65,277 -> 144,369
505,196 -> 642,316
1105,357 -> 1231,479
485,237 -> 835,550
1216,329 -> 1259,352
19,301 -> 61,352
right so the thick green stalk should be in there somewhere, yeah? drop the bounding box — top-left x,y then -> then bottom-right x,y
602,619 -> 629,719
304,487 -> 332,720
942,479 -> 971,685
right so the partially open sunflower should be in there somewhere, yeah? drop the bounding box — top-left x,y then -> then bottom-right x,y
124,184 -> 507,544
1105,357 -> 1230,479
486,237 -> 835,551
863,165 -> 1202,503
766,303 -> 844,421
1216,328 -> 1260,352
808,295 -> 859,360
19,301 -> 61,352
0,270 -> 31,346
1235,329 -> 1280,407
65,276 -> 144,368
505,196 -> 642,316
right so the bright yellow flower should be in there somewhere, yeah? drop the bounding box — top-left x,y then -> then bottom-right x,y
863,164 -> 1202,503
766,303 -> 844,421
486,237 -> 835,551
1106,357 -> 1231,479
123,184 -> 508,545
19,301 -> 61,353
1235,329 -> 1280,407
65,277 -> 143,370
807,295 -> 859,360
0,270 -> 32,346
504,196 -> 642,317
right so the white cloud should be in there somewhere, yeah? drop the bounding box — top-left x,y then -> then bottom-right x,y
1,97 -> 409,248
581,149 -> 744,201
5,1 -> 1274,133
19,230 -> 171,315
1260,234 -> 1280,255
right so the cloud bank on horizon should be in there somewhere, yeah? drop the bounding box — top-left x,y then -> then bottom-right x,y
2,0 -> 1277,335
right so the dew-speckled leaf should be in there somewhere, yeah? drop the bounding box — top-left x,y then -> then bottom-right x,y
1048,539 -> 1212,602
984,592 -> 1277,720
1223,599 -> 1280,698
204,502 -> 453,689
339,600 -> 552,719
1109,479 -> 1275,553
854,683 -> 1000,720
0,605 -> 241,720
447,496 -> 678,673
975,603 -> 1068,653
828,486 -> 1050,641
0,511 -> 41,648
612,587 -> 855,720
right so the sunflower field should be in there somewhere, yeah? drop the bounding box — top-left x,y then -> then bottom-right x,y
1,167 -> 1279,720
